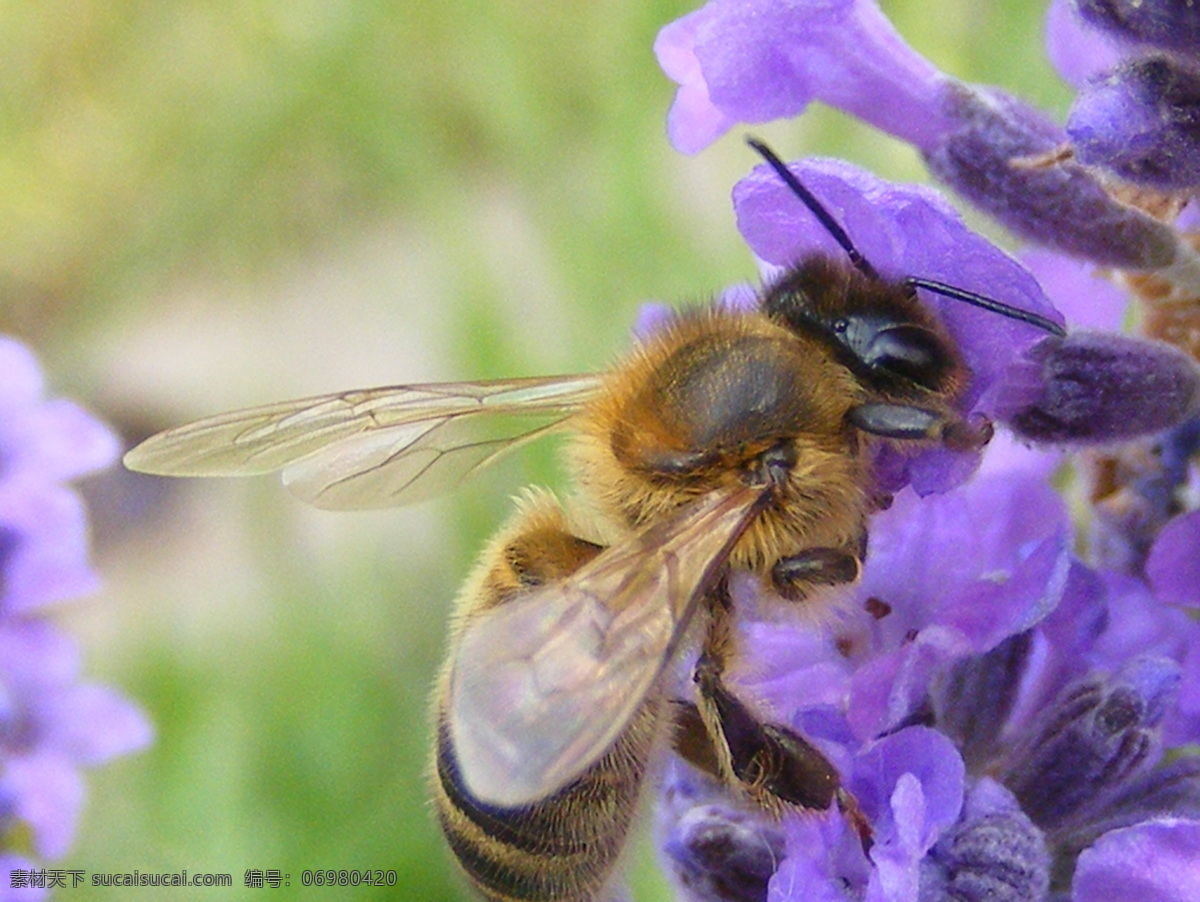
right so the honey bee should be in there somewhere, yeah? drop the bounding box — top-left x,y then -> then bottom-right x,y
124,140 -> 1066,902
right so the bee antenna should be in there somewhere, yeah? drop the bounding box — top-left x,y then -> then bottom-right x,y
903,277 -> 1067,337
745,136 -> 880,281
745,136 -> 1067,339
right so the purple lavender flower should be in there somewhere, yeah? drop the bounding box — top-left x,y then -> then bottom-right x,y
1073,0 -> 1200,58
0,337 -> 151,878
656,0 -> 1179,268
652,2 -> 1200,899
1067,56 -> 1200,190
1051,0 -> 1200,190
658,442 -> 1200,901
655,0 -> 953,154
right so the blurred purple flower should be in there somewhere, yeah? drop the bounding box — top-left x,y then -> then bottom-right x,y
0,336 -> 151,873
0,856 -> 47,902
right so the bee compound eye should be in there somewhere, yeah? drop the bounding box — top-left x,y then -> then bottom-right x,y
865,325 -> 950,387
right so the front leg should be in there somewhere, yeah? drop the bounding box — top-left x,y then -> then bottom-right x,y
848,401 -> 993,452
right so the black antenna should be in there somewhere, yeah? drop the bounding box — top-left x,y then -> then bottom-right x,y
746,137 -> 879,281
904,277 -> 1066,337
745,136 -> 1067,339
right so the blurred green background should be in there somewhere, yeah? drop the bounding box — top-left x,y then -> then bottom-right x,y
3,1 -> 1070,899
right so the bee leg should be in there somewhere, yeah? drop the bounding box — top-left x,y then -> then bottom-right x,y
693,652 -> 842,811
770,547 -> 862,599
673,594 -> 874,848
669,696 -> 724,781
679,589 -> 841,810
848,401 -> 993,452
670,691 -> 873,852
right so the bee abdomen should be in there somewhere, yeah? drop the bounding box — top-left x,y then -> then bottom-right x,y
433,704 -> 658,902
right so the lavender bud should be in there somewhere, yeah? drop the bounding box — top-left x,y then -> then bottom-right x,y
933,632 -> 1033,772
1069,56 -> 1200,189
1001,658 -> 1180,831
1076,0 -> 1200,58
1006,332 -> 1200,444
920,779 -> 1050,902
921,809 -> 1050,902
662,803 -> 785,902
1053,755 -> 1200,860
923,84 -> 1177,268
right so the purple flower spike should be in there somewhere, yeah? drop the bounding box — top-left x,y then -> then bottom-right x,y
1068,56 -> 1200,190
655,0 -> 952,155
923,85 -> 1177,269
1006,332 -> 1200,444
1076,0 -> 1200,59
1072,818 -> 1200,902
658,1 -> 1179,268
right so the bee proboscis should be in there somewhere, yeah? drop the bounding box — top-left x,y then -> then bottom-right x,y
125,140 -> 1065,902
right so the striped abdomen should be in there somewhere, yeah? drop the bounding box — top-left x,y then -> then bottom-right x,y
432,699 -> 661,902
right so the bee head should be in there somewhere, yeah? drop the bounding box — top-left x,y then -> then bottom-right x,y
762,257 -> 963,399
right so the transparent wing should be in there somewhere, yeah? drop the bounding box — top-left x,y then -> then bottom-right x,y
447,483 -> 770,807
123,374 -> 601,509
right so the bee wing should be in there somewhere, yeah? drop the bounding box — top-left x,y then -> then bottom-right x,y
447,483 -> 770,807
123,374 -> 601,509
